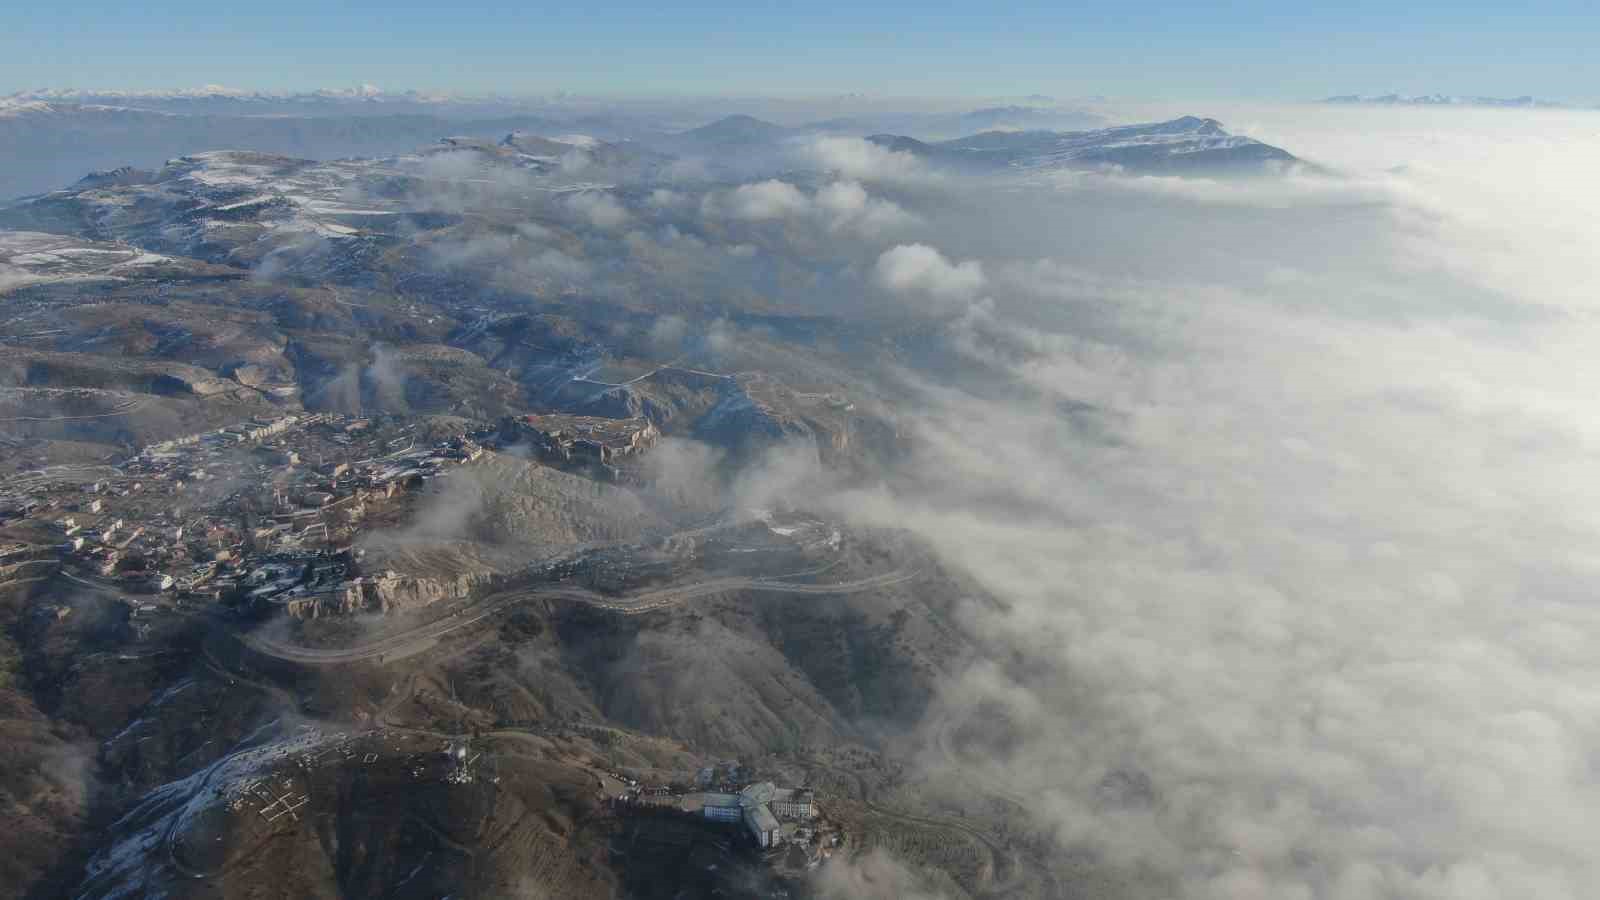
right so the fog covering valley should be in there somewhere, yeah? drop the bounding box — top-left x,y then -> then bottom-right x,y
824,104 -> 1600,899
1,97 -> 1598,899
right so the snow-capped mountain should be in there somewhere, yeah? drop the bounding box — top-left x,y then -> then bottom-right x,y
866,116 -> 1301,175
0,100 -> 575,203
0,136 -> 634,281
0,230 -> 223,291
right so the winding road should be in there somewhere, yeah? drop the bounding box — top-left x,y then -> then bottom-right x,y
0,387 -> 149,422
239,568 -> 920,666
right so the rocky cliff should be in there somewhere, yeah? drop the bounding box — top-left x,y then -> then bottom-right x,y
282,570 -> 498,619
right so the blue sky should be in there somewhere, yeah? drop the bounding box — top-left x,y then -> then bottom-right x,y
5,0 -> 1597,101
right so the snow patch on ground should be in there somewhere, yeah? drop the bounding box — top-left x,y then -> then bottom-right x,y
552,134 -> 600,148
0,232 -> 174,291
82,723 -> 347,894
212,194 -> 277,211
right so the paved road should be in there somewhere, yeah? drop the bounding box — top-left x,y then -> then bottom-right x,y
240,568 -> 920,666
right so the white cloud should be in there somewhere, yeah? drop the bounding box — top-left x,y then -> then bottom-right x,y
811,849 -> 956,899
648,314 -> 687,348
812,107 -> 1600,899
647,188 -> 686,209
515,221 -> 554,241
872,243 -> 985,305
563,191 -> 630,229
815,179 -> 919,236
699,177 -> 917,238
720,179 -> 810,220
806,135 -> 934,184
815,179 -> 871,216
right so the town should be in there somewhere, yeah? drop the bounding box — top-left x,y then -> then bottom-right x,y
0,408 -> 660,621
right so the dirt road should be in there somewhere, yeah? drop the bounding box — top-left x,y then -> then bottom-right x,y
239,569 -> 920,666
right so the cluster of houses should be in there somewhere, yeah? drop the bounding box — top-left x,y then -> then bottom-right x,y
0,413 -> 492,609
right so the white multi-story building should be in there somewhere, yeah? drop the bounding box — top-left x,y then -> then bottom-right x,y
770,788 -> 816,821
743,803 -> 779,848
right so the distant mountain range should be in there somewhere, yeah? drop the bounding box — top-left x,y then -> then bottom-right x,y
632,112 -> 1302,177
864,116 -> 1301,175
1322,93 -> 1584,109
2,86 -> 529,118
799,105 -> 1105,139
0,100 -> 572,202
2,88 -> 1105,132
630,107 -> 1107,159
0,84 -> 1299,202
0,90 -> 1114,201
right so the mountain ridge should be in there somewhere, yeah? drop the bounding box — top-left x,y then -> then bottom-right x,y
865,115 -> 1301,175
1322,93 -> 1580,108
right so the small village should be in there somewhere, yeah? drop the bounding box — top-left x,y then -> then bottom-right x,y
0,408 -> 660,623
0,408 -> 855,894
0,413 -> 476,610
